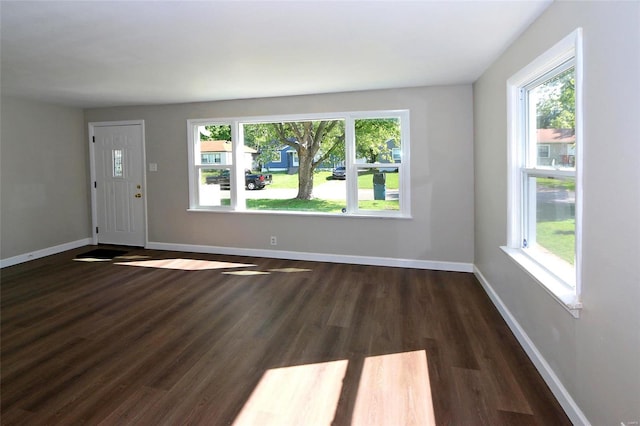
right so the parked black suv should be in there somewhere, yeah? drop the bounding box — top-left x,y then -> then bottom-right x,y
206,169 -> 273,190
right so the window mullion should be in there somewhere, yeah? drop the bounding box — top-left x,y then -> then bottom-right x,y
232,121 -> 245,211
193,165 -> 203,208
525,88 -> 538,168
523,173 -> 537,248
399,111 -> 410,215
345,116 -> 357,213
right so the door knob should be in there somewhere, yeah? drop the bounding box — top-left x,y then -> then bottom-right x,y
135,193 -> 142,198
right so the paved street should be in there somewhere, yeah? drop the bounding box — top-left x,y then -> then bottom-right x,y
537,188 -> 575,221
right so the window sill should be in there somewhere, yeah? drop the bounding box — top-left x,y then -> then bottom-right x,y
187,208 -> 412,220
500,246 -> 582,318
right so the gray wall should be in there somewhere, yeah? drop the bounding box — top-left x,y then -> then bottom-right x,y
85,86 -> 475,265
0,96 -> 90,259
3,3 -> 638,421
473,2 -> 640,424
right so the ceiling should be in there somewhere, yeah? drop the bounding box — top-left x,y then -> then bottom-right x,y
0,1 -> 551,108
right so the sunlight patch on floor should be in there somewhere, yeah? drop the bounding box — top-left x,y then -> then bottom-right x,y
352,350 -> 436,426
267,268 -> 312,273
232,350 -> 435,426
232,359 -> 348,426
114,255 -> 152,260
114,258 -> 255,271
75,254 -> 151,263
73,257 -> 112,262
223,270 -> 271,276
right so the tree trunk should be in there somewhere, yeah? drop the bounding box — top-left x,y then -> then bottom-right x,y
296,149 -> 315,200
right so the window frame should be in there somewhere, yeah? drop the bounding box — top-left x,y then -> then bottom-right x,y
187,121 -> 238,210
503,28 -> 583,317
187,110 -> 410,218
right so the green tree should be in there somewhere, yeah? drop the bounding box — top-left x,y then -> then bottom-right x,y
536,68 -> 575,130
243,124 -> 281,171
210,119 -> 401,200
271,120 -> 345,200
355,118 -> 401,163
200,124 -> 231,141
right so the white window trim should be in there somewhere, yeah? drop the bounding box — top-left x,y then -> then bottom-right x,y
187,120 -> 237,211
503,28 -> 583,318
187,110 -> 411,218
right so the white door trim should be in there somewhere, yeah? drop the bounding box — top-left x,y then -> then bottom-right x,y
89,120 -> 148,246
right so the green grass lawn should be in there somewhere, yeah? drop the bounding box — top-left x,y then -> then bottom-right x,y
209,169 -> 400,212
535,177 -> 575,264
357,171 -> 399,189
537,177 -> 575,191
536,218 -> 575,264
246,198 -> 398,212
268,169 -> 399,190
259,169 -> 400,212
267,171 -> 332,189
358,200 -> 399,211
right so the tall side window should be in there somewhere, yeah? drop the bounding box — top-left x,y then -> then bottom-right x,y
504,29 -> 583,316
352,115 -> 405,214
187,121 -> 234,208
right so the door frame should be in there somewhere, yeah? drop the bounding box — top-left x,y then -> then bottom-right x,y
88,120 -> 148,246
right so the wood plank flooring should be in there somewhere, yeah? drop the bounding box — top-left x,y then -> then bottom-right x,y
0,246 -> 571,425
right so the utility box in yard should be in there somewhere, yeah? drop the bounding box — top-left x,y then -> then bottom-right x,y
373,173 -> 386,200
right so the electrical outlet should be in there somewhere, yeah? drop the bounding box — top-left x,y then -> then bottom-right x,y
270,236 -> 277,246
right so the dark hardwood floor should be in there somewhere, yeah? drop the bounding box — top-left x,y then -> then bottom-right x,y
1,246 -> 571,425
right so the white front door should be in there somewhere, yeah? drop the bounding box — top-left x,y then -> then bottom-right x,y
92,123 -> 146,246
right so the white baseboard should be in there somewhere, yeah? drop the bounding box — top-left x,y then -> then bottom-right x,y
473,266 -> 590,426
1,238 -> 93,268
146,242 -> 474,273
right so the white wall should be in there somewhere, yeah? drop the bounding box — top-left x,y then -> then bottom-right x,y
0,96 -> 90,260
85,86 -> 475,267
473,2 -> 640,424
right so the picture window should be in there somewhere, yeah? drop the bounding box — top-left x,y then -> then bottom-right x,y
187,110 -> 410,218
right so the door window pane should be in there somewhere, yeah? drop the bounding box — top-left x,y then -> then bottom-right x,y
112,149 -> 123,177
